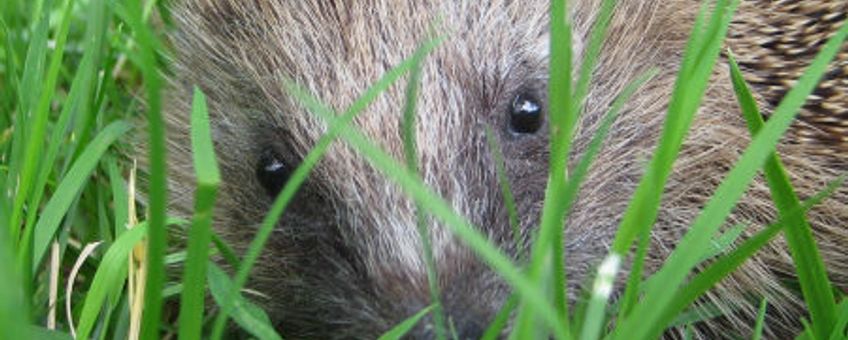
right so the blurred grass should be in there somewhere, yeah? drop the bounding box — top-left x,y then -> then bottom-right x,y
14,0 -> 75,300
378,305 -> 435,340
0,0 -> 845,340
177,87 -> 219,340
401,41 -> 447,340
752,298 -> 767,340
109,0 -> 169,338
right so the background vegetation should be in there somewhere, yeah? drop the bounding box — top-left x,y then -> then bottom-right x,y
0,0 -> 845,339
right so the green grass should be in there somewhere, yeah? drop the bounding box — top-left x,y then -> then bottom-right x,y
728,50 -> 841,338
401,40 -> 448,340
1,0 -> 846,339
177,87 -> 220,340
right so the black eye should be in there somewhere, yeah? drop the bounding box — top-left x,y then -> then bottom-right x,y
256,150 -> 291,197
509,92 -> 543,134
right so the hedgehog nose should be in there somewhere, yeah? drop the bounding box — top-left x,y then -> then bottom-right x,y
444,310 -> 486,339
408,311 -> 486,340
429,313 -> 486,340
410,322 -> 484,340
452,320 -> 486,340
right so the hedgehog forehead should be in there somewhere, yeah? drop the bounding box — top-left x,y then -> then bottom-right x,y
261,1 -> 550,105
245,2 -> 552,152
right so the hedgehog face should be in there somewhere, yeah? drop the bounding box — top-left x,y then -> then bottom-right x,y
160,0 -> 848,338
165,1 -> 555,338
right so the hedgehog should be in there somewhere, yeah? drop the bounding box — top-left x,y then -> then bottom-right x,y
156,0 -> 847,338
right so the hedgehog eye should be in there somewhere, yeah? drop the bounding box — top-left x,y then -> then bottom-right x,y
256,150 -> 291,197
508,92 -> 543,134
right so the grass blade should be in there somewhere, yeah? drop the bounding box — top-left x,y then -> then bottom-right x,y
177,88 -> 221,340
607,3 -> 737,324
699,224 -> 747,263
63,0 -> 108,166
729,51 -> 838,336
615,15 -> 847,337
634,176 -> 845,338
401,40 -> 446,340
537,0 -> 573,318
668,303 -> 728,329
207,264 -> 281,340
579,255 -> 618,340
572,69 -> 659,340
31,121 -> 132,271
7,0 -> 50,210
12,0 -> 76,298
107,158 -> 129,239
481,294 -> 519,340
377,305 -> 435,340
0,217 -> 28,339
109,0 -> 168,337
76,224 -> 147,340
798,320 -> 816,340
24,0 -> 105,260
752,298 -> 768,340
484,127 -> 521,253
609,0 -> 736,258
829,299 -> 848,340
512,0 -> 575,334
618,233 -> 649,319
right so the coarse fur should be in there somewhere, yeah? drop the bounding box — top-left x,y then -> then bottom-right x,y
155,0 -> 848,338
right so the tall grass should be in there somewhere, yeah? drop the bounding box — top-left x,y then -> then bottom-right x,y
0,0 -> 845,339
177,87 -> 219,340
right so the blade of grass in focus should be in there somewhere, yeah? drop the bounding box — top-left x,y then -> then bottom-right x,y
517,0 -> 620,335
512,0 -> 575,335
558,68 -> 659,340
615,18 -> 848,337
648,176 -> 843,337
608,0 -> 738,330
729,51 -> 839,337
609,0 -> 735,265
178,87 -> 221,340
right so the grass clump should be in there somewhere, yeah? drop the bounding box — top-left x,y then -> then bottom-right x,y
0,0 -> 846,339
